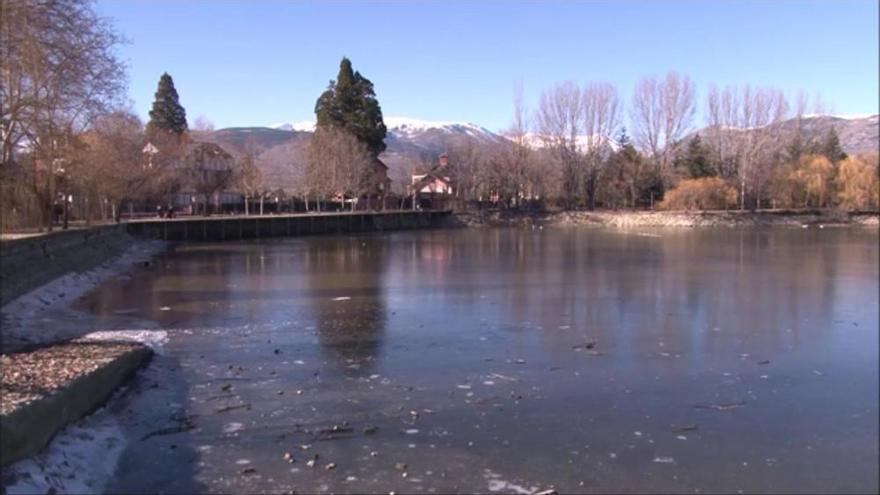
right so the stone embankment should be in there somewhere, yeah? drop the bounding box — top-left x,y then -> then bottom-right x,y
0,226 -> 137,306
453,209 -> 879,228
0,340 -> 152,467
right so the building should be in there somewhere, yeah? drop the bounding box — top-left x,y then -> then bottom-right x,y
365,157 -> 391,209
410,153 -> 454,209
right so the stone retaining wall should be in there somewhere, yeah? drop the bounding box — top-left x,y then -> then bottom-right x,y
124,210 -> 450,241
0,342 -> 152,467
0,226 -> 134,306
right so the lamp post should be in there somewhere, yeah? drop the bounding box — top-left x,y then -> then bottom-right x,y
52,160 -> 68,230
139,142 -> 160,219
142,142 -> 158,168
63,194 -> 72,230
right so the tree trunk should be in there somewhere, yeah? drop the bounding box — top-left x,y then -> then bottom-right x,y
244,195 -> 249,216
62,197 -> 69,230
259,196 -> 264,215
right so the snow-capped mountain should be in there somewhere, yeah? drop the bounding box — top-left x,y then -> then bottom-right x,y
384,117 -> 500,140
206,113 -> 877,195
517,132 -> 620,152
208,117 -> 508,193
269,117 -> 501,142
269,120 -> 316,132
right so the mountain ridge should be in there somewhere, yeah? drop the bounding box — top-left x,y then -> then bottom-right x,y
204,113 -> 878,193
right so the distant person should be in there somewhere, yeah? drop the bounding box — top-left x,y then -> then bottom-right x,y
156,205 -> 163,218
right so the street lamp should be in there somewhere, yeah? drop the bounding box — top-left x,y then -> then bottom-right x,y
142,142 -> 158,168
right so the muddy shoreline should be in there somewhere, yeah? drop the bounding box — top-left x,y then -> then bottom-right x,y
452,209 -> 880,228
0,238 -> 167,354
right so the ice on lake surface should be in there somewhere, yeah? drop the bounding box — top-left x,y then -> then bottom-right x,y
71,227 -> 878,493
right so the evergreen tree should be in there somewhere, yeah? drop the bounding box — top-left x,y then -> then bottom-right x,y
615,127 -> 631,149
821,126 -> 847,163
147,73 -> 188,137
314,57 -> 387,156
677,134 -> 715,178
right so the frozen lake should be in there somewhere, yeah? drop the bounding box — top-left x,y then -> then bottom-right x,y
74,227 -> 879,493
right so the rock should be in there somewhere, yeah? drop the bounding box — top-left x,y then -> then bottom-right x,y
283,452 -> 294,463
240,467 -> 257,475
363,425 -> 379,435
672,424 -> 698,433
395,462 -> 407,471
324,462 -> 337,470
220,383 -> 232,391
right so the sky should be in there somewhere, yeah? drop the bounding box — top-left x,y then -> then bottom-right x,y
96,0 -> 879,132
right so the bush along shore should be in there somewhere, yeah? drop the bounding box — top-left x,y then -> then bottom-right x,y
452,209 -> 880,229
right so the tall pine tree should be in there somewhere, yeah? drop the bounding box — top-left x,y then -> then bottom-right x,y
147,72 -> 188,137
821,126 -> 847,163
314,57 -> 387,156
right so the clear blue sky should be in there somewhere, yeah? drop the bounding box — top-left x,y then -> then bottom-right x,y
97,0 -> 879,132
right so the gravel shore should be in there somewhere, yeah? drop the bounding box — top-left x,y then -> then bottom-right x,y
0,341 -> 146,415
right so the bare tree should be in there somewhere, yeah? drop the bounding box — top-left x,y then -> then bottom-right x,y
711,85 -> 788,209
447,138 -> 485,206
581,82 -> 621,209
192,115 -> 215,132
185,142 -> 237,215
1,0 -> 126,229
630,72 -> 696,178
238,152 -> 262,215
501,82 -> 534,207
307,127 -> 372,211
705,84 -> 740,178
80,111 -> 155,222
536,81 -> 583,208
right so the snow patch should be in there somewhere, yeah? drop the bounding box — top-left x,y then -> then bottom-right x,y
3,408 -> 126,495
270,120 -> 316,132
486,478 -> 535,494
79,330 -> 169,353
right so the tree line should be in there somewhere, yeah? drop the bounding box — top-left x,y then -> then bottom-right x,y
2,0 -> 876,232
442,74 -> 878,213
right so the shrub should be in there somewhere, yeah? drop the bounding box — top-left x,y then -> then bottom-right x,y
836,155 -> 880,211
795,155 -> 835,208
659,177 -> 738,211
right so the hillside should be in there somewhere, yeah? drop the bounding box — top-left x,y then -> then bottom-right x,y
778,114 -> 878,154
208,118 -> 507,194
205,113 -> 878,194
